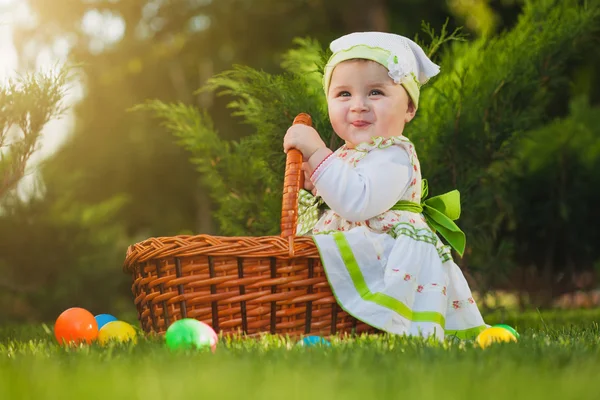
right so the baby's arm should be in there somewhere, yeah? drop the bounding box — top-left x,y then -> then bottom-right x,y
307,146 -> 412,222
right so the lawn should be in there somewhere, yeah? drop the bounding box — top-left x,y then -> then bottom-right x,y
2,309 -> 600,400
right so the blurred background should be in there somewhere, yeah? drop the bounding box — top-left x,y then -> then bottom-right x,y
1,0 -> 599,324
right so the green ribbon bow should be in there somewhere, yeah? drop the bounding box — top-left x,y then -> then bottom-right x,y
296,179 -> 466,256
392,179 -> 466,257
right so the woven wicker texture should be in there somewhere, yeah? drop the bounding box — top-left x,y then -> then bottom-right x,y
123,113 -> 377,337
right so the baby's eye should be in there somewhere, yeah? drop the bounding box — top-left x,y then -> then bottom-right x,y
337,91 -> 351,97
369,89 -> 384,96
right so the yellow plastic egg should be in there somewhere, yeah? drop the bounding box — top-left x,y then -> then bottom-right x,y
476,326 -> 517,349
97,321 -> 137,345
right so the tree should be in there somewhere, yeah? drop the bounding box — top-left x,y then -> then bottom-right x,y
0,68 -> 68,200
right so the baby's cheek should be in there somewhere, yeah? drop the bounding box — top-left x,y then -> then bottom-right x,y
328,107 -> 346,133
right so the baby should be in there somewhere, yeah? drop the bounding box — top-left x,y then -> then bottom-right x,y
283,32 -> 486,340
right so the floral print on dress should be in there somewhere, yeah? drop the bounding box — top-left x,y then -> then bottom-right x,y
451,297 -> 477,309
414,283 -> 447,295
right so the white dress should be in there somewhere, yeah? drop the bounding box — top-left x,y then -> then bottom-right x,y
298,136 -> 486,340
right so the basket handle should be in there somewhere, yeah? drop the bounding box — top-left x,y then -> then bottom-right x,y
281,113 -> 312,239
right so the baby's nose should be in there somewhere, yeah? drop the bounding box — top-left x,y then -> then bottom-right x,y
350,97 -> 369,112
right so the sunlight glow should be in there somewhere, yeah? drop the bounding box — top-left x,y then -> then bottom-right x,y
81,9 -> 126,54
0,0 -> 18,81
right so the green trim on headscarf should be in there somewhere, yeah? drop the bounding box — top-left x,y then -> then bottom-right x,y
323,44 -> 421,109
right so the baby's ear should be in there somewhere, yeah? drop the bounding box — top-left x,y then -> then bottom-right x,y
405,100 -> 417,123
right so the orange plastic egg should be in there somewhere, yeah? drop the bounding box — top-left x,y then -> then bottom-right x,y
54,307 -> 98,345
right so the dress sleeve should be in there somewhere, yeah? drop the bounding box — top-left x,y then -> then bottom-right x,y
311,145 -> 413,222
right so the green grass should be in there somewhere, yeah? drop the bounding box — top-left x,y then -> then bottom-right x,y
2,309 -> 600,400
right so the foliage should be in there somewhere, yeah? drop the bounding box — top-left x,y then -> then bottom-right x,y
0,192 -> 132,323
0,68 -> 68,200
136,58 -> 333,236
497,99 -> 600,303
0,68 -> 134,322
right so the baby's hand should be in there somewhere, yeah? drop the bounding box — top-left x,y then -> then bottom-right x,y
283,124 -> 326,160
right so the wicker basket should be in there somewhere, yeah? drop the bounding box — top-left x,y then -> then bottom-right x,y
123,113 -> 377,337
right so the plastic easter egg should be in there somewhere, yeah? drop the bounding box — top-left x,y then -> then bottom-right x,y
493,324 -> 520,339
94,314 -> 118,330
97,321 -> 137,345
165,319 -> 218,352
476,326 -> 517,349
297,336 -> 331,347
54,307 -> 98,345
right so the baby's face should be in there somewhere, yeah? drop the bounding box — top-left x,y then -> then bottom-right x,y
327,60 -> 415,147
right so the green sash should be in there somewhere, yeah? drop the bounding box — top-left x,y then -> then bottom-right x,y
297,179 -> 466,256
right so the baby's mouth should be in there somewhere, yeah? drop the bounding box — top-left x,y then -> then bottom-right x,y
351,120 -> 371,128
